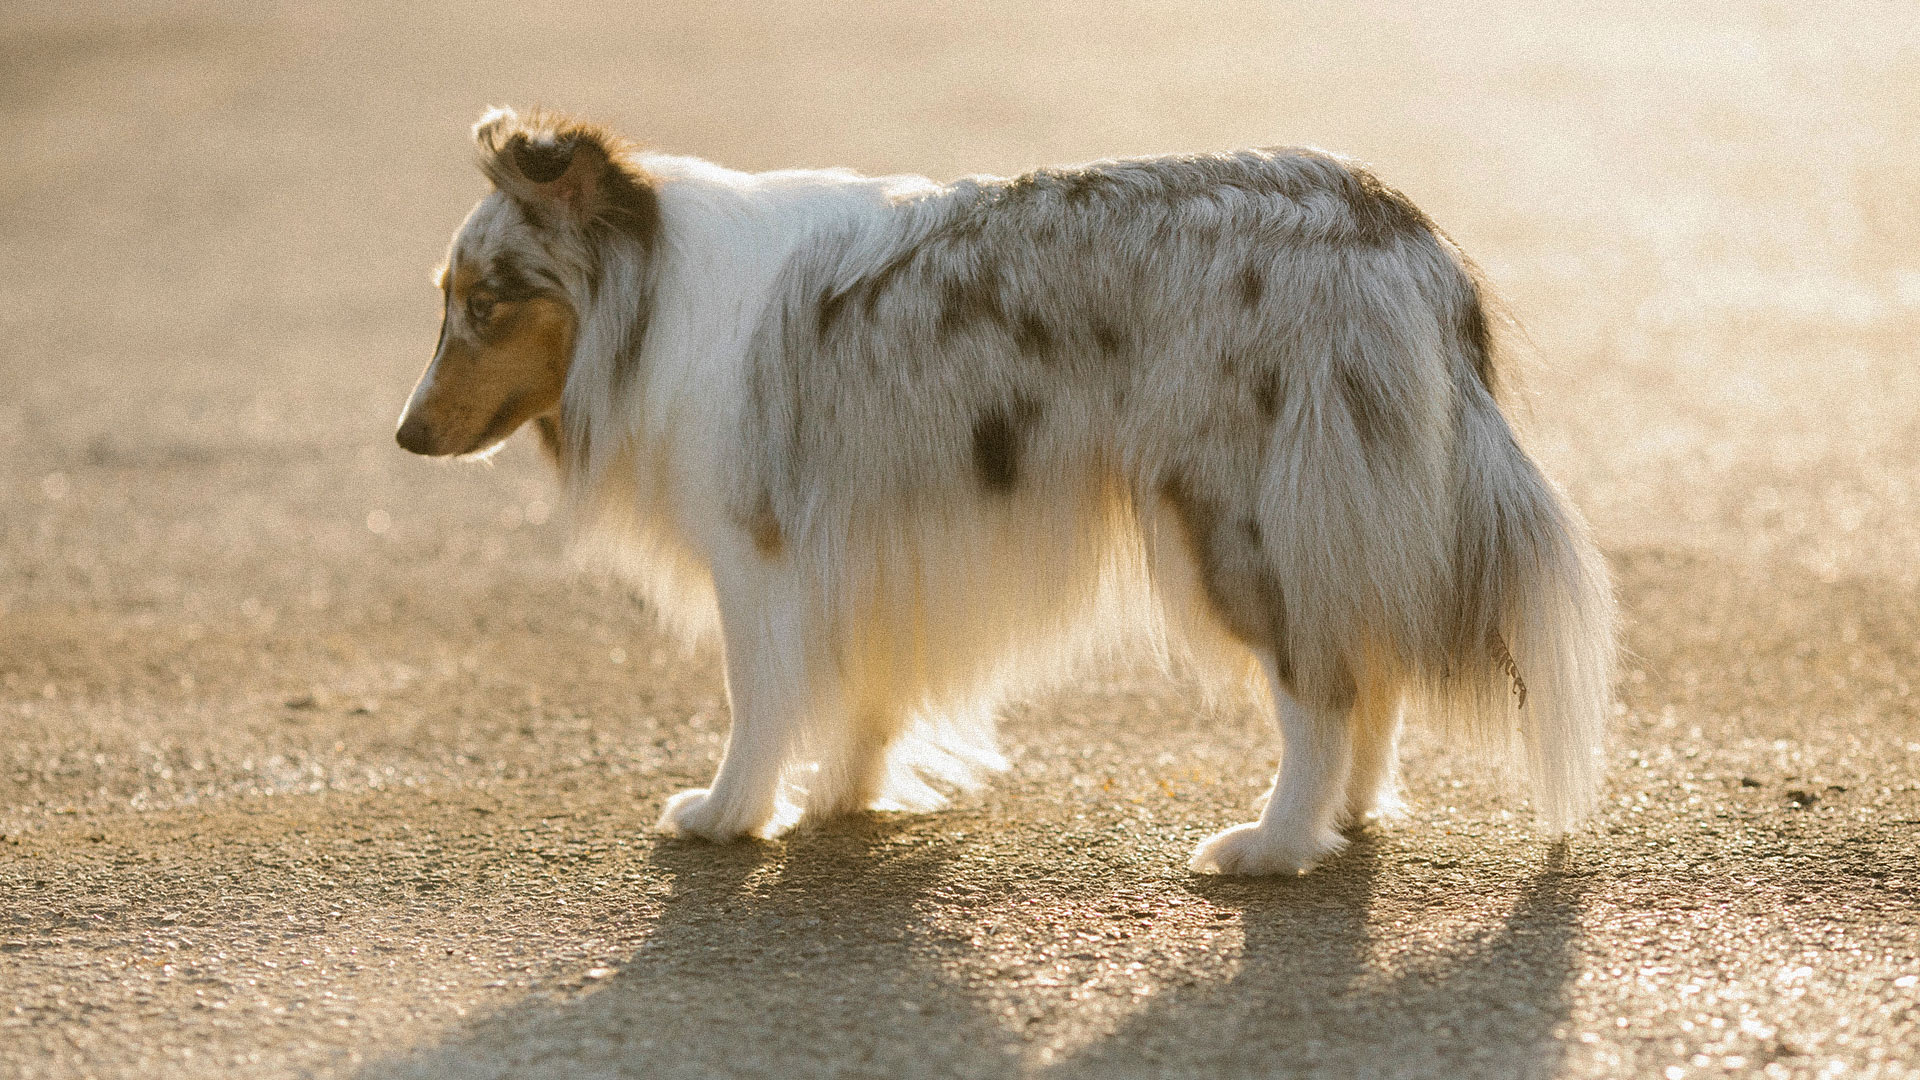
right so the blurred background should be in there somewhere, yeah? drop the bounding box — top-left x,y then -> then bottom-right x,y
4,2 -> 1918,1078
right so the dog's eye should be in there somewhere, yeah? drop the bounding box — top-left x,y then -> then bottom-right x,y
466,295 -> 497,323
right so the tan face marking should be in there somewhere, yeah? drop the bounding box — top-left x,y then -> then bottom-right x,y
396,262 -> 576,457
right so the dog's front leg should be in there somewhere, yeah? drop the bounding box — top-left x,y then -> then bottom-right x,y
659,561 -> 808,842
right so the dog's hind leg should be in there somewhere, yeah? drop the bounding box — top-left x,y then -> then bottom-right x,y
1244,668 -> 1395,823
1340,668 -> 1405,826
659,566 -> 810,842
1249,674 -> 1396,824
1190,653 -> 1354,875
799,704 -> 902,822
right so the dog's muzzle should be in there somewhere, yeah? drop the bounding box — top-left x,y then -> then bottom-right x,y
395,413 -> 441,456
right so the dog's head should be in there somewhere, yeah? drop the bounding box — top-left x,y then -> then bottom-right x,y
396,107 -> 658,458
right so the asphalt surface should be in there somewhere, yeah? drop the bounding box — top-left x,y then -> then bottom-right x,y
3,2 -> 1918,1077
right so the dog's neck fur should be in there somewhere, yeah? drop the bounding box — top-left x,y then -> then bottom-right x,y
553,222 -> 652,487
555,153 -> 935,529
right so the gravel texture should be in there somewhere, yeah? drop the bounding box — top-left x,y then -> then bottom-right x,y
3,2 -> 1918,1077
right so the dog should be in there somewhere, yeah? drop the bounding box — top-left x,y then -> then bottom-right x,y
395,107 -> 1615,875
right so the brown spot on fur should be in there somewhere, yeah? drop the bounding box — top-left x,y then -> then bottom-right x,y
746,492 -> 784,559
1091,317 -> 1123,356
971,398 -> 1041,494
973,413 -> 1018,491
1335,354 -> 1406,453
1014,312 -> 1055,362
937,260 -> 1007,340
1238,265 -> 1264,306
1253,367 -> 1279,420
1158,474 -> 1216,552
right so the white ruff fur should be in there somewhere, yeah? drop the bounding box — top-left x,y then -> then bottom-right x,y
567,158 -> 1020,833
425,111 -> 1617,875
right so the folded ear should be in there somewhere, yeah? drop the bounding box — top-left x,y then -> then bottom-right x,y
472,106 -> 657,238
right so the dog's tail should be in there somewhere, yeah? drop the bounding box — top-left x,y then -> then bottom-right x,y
1244,219 -> 1614,829
1421,278 -> 1616,831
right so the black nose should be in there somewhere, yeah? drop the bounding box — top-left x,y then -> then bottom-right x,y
395,414 -> 437,455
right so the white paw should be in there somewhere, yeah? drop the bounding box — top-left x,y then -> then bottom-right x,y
1188,821 -> 1348,876
658,788 -> 760,843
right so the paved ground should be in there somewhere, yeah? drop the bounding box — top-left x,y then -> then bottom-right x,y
3,1 -> 1919,1077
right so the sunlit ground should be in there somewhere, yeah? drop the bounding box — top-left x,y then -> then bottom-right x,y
2,2 -> 1918,1078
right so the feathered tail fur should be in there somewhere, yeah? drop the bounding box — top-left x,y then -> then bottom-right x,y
1426,368 -> 1616,828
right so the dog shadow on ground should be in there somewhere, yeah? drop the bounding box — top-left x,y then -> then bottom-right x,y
362,818 -> 1023,1079
1042,838 -> 1590,1079
361,820 -> 1588,1080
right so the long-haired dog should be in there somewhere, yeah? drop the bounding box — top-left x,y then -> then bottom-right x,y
396,107 -> 1615,875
